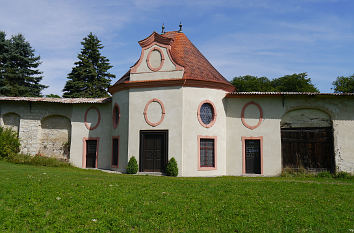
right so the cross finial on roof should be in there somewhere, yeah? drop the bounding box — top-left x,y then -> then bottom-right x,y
178,21 -> 182,32
161,23 -> 165,34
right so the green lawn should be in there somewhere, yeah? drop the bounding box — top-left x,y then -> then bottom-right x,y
0,161 -> 353,232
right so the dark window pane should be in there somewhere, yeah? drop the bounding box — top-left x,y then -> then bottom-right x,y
245,140 -> 261,174
200,103 -> 214,125
114,106 -> 119,126
200,138 -> 215,167
112,138 -> 119,166
86,140 -> 97,168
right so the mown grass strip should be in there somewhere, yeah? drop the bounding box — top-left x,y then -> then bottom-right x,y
0,161 -> 353,232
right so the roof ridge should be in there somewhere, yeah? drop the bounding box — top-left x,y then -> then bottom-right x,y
109,31 -> 235,93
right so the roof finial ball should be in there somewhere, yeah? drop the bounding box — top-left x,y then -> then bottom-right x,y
161,23 -> 165,34
178,21 -> 183,33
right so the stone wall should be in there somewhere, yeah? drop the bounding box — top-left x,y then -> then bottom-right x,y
2,112 -> 20,134
39,115 -> 71,160
0,100 -> 112,168
0,101 -> 73,156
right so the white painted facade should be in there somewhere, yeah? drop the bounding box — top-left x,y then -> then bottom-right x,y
1,31 -> 353,176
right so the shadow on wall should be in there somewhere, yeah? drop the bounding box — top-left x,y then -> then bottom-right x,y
2,112 -> 20,135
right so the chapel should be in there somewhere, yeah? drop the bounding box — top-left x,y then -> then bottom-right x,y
1,30 -> 353,176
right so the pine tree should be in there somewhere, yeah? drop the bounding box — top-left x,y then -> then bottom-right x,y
0,32 -> 47,97
0,31 -> 8,91
63,33 -> 115,98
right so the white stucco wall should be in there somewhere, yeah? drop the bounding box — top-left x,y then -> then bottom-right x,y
130,44 -> 184,81
70,103 -> 112,169
226,97 -> 283,176
226,95 -> 354,175
1,93 -> 353,175
0,101 -> 112,169
127,86 -> 183,174
181,87 -> 228,177
111,90 -> 129,172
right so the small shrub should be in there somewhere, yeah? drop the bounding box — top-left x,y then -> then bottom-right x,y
333,171 -> 353,179
126,156 -> 138,174
317,171 -> 332,178
0,126 -> 20,158
166,157 -> 178,177
6,153 -> 32,164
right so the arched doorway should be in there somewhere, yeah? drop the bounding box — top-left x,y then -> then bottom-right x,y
39,115 -> 71,160
280,109 -> 334,172
2,112 -> 20,135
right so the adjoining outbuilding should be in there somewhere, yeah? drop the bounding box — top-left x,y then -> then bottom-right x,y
1,31 -> 353,176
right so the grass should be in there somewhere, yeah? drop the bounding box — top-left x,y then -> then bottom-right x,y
5,153 -> 71,167
0,161 -> 353,232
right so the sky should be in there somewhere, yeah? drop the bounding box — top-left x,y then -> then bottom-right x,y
0,0 -> 353,95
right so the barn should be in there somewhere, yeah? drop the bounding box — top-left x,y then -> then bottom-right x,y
1,30 -> 353,176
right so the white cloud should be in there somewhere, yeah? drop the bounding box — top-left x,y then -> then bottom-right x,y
0,0 -> 137,95
0,0 -> 352,94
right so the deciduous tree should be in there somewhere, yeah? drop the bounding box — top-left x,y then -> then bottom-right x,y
231,75 -> 272,92
231,73 -> 319,92
332,74 -> 354,93
271,73 -> 319,92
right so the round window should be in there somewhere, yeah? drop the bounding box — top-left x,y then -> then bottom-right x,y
198,101 -> 216,128
200,103 -> 214,125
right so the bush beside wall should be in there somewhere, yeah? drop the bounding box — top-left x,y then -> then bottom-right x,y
166,157 -> 178,177
0,126 -> 20,158
1,126 -> 70,167
126,156 -> 138,174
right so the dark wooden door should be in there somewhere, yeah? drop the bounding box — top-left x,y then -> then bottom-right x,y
140,131 -> 168,172
281,127 -> 334,172
245,140 -> 261,174
86,140 -> 97,168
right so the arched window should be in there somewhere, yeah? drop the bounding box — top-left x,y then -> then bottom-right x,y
112,104 -> 120,129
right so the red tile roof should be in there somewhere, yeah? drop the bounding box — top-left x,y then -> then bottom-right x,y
163,31 -> 232,85
0,96 -> 111,104
109,31 -> 235,93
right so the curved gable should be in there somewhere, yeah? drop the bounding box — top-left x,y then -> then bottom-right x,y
109,31 -> 235,94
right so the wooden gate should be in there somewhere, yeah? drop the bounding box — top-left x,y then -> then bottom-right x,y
281,127 -> 334,172
140,131 -> 168,172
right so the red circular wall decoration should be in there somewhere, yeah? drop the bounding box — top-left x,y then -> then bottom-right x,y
84,106 -> 101,130
112,103 -> 120,129
144,98 -> 165,127
146,47 -> 165,72
197,100 -> 217,128
241,101 -> 263,130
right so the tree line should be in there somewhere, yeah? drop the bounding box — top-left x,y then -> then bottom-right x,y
231,73 -> 354,93
0,31 -> 353,97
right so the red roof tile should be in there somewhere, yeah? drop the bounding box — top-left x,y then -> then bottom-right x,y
110,31 -> 235,93
163,31 -> 232,85
0,96 -> 111,104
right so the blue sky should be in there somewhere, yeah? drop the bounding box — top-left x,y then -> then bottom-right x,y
0,0 -> 353,95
